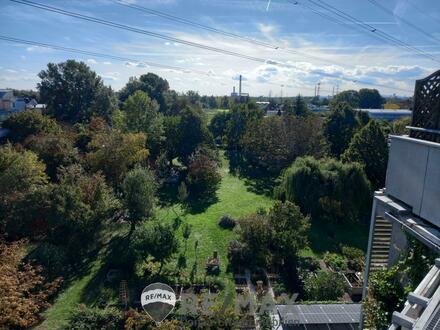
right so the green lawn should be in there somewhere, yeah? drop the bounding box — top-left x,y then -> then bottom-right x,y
203,108 -> 229,122
41,153 -> 272,328
158,153 -> 273,294
40,152 -> 369,328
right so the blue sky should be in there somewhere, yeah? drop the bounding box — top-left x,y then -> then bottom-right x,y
1,0 -> 440,97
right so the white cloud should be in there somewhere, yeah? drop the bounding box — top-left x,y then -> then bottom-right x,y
87,59 -> 97,64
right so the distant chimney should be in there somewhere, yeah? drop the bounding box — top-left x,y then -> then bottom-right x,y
239,75 -> 242,96
233,86 -> 236,93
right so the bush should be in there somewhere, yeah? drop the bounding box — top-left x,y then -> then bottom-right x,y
341,246 -> 365,271
323,252 -> 347,271
67,305 -> 123,330
304,271 -> 346,301
3,110 -> 60,143
276,156 -> 372,224
218,215 -> 236,229
30,242 -> 68,278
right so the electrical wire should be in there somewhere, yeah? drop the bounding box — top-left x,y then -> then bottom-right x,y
366,0 -> 440,44
6,0 -> 414,94
303,0 -> 440,64
115,0 -> 350,68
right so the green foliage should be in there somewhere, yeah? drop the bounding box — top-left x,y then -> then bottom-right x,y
342,120 -> 388,189
208,111 -> 231,142
341,246 -> 364,271
367,266 -> 405,327
268,201 -> 310,265
241,115 -> 327,172
324,103 -> 360,157
358,88 -> 384,109
25,132 -> 79,181
7,165 -> 119,258
230,201 -> 309,270
122,168 -> 157,231
276,156 -> 372,224
0,144 -> 48,198
323,252 -> 347,271
225,104 -> 264,149
303,271 -> 346,301
38,60 -> 116,123
122,90 -> 164,156
119,73 -> 170,112
400,238 -> 437,289
30,242 -> 68,279
284,94 -> 309,116
2,110 -> 60,143
86,128 -> 149,185
390,116 -> 411,135
176,107 -> 214,164
218,215 -> 236,229
330,90 -> 360,108
133,221 -> 179,271
186,149 -> 222,201
66,306 -> 123,330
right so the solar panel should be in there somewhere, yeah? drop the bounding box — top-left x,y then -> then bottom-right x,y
277,304 -> 361,326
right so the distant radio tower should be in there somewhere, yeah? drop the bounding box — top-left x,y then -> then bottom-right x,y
317,82 -> 321,98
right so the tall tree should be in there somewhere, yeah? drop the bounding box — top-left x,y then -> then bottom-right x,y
226,104 -> 264,149
330,90 -> 360,108
359,88 -> 384,109
122,91 -> 164,157
119,73 -> 170,112
176,107 -> 213,164
293,94 -> 309,116
342,120 -> 389,189
38,60 -> 116,123
324,103 -> 359,157
86,129 -> 149,185
122,168 -> 156,233
208,111 -> 231,142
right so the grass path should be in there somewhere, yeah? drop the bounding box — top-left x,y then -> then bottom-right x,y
41,153 -> 273,328
158,154 -> 273,294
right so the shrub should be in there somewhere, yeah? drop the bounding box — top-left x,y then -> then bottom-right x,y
30,242 -> 68,279
323,252 -> 347,271
2,110 -> 60,143
276,156 -> 371,224
218,215 -> 236,229
304,271 -> 346,301
67,305 -> 123,330
341,246 -> 365,271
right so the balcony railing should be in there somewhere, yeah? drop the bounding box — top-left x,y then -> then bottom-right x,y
385,134 -> 440,228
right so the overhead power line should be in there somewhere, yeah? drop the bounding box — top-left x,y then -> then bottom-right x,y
8,0 -> 414,94
0,35 -> 211,76
366,0 -> 440,44
10,0 -> 269,64
406,0 -> 440,28
303,0 -> 440,64
115,0 -> 349,68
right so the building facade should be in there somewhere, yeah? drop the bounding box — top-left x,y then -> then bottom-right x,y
361,70 -> 440,329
